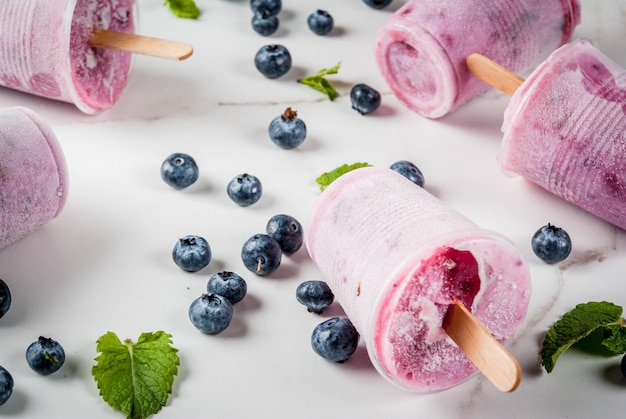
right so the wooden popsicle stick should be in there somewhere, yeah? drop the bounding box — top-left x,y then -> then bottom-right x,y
466,53 -> 524,96
443,301 -> 522,392
89,29 -> 193,61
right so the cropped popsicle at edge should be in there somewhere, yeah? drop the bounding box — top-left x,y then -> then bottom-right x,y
468,38 -> 626,231
0,0 -> 193,114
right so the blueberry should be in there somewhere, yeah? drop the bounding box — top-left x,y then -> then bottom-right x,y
307,10 -> 334,36
621,354 -> 626,378
25,336 -> 66,375
227,173 -> 263,206
189,293 -> 233,334
206,271 -> 247,304
362,0 -> 393,9
160,153 -> 199,190
268,108 -> 307,150
296,280 -> 334,314
250,0 -> 281,17
350,83 -> 381,115
172,235 -> 212,272
0,279 -> 11,319
531,223 -> 572,264
390,160 -> 425,187
251,11 -> 279,36
0,366 -> 12,406
311,317 -> 360,363
266,214 -> 303,254
241,233 -> 282,276
254,44 -> 292,79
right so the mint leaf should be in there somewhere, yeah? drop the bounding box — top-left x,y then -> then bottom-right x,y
540,301 -> 626,373
316,162 -> 370,191
298,62 -> 341,101
92,331 -> 180,419
163,0 -> 200,19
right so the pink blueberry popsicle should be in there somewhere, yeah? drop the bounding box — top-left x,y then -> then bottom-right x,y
0,107 -> 69,249
0,0 -> 136,114
499,38 -> 626,230
374,0 -> 581,119
305,167 -> 530,393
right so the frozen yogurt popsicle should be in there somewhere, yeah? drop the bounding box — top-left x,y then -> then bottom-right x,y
305,167 -> 531,393
468,38 -> 626,230
0,0 -> 192,114
374,0 -> 581,119
0,107 -> 68,249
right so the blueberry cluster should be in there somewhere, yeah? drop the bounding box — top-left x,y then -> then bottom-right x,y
0,280 -> 66,407
189,271 -> 248,334
241,214 -> 304,277
249,5 -> 386,117
294,280 -> 360,362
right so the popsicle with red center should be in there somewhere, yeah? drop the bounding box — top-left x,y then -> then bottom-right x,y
374,0 -> 580,119
467,38 -> 626,230
0,107 -> 68,249
0,0 -> 193,114
306,166 -> 530,393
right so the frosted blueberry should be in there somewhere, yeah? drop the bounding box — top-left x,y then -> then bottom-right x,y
250,0 -> 282,17
268,108 -> 307,150
307,10 -> 334,35
206,271 -> 247,304
241,234 -> 282,276
189,293 -> 233,334
254,44 -> 292,78
311,317 -> 359,363
0,366 -> 12,406
266,214 -> 303,254
252,11 -> 279,36
227,173 -> 263,206
350,83 -> 381,115
160,153 -> 199,190
296,280 -> 334,314
172,235 -> 212,272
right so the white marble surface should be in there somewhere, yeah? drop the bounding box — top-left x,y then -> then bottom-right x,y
0,0 -> 625,418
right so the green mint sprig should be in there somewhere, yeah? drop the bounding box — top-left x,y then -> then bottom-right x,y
92,331 -> 180,419
541,301 -> 626,373
316,162 -> 370,191
163,0 -> 200,19
298,62 -> 341,101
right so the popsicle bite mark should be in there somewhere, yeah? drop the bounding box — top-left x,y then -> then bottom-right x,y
376,247 -> 483,391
